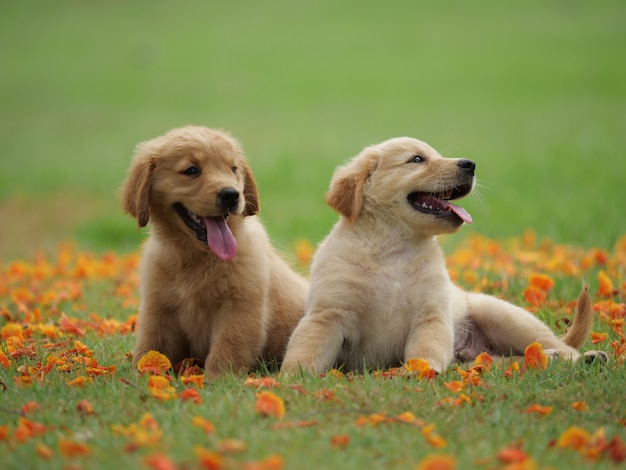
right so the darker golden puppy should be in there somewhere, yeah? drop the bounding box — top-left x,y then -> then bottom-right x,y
281,137 -> 605,375
121,126 -> 308,379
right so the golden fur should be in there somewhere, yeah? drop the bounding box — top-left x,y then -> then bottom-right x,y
121,126 -> 308,378
281,137 -> 604,375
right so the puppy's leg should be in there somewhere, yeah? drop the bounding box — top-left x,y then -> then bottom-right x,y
132,303 -> 188,370
404,306 -> 454,373
464,291 -> 581,361
203,305 -> 268,379
281,312 -> 345,376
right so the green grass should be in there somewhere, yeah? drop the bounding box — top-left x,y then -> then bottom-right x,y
1,0 -> 625,259
1,233 -> 625,469
19,361 -> 618,470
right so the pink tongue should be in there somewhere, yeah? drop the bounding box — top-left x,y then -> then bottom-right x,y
203,216 -> 237,260
443,201 -> 473,224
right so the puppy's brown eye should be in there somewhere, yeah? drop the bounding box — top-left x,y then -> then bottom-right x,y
182,166 -> 200,176
231,166 -> 237,174
409,155 -> 424,163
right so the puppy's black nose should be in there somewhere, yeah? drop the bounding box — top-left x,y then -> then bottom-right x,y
457,159 -> 476,176
217,188 -> 240,211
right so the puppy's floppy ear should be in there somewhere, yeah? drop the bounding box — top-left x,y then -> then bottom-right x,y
240,159 -> 260,216
121,152 -> 157,228
325,147 -> 379,223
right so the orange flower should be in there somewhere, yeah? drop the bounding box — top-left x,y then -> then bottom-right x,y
474,352 -> 493,369
192,416 -> 215,434
140,413 -> 160,431
528,273 -> 555,291
20,401 -> 41,415
591,332 -> 607,344
144,453 -> 178,470
443,381 -> 464,392
355,413 -> 387,427
523,285 -> 547,307
194,445 -> 223,470
147,375 -> 177,400
255,391 -> 285,419
405,358 -> 436,379
111,413 -> 163,450
497,446 -> 530,464
395,411 -> 423,426
137,350 -> 172,375
14,417 -> 48,442
244,377 -> 281,389
36,443 -> 54,460
181,374 -> 204,388
524,404 -> 553,416
58,313 -> 84,336
422,423 -> 446,448
0,425 -> 10,441
504,361 -> 520,378
324,369 -> 344,379
523,342 -> 548,370
330,434 -> 350,449
598,270 -> 614,297
58,438 -> 92,457
180,388 -> 203,404
557,426 -> 591,450
73,339 -> 93,356
1,322 -> 24,339
572,401 -> 589,412
456,366 -> 482,386
415,454 -> 456,470
66,375 -> 93,387
0,351 -> 11,368
243,454 -> 284,470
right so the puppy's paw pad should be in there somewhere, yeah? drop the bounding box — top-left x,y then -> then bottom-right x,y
583,350 -> 609,364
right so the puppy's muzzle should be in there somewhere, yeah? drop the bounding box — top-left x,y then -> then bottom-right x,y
217,188 -> 240,212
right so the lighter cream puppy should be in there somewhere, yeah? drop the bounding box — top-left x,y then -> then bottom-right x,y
281,137 -> 599,375
121,126 -> 308,379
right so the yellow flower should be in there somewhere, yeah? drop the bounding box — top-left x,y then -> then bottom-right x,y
137,350 -> 172,375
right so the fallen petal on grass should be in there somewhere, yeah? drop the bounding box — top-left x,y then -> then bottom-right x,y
255,391 -> 285,419
415,454 -> 456,470
137,350 -> 172,375
523,342 -> 548,370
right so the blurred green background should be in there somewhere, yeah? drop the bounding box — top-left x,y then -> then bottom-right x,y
1,0 -> 625,259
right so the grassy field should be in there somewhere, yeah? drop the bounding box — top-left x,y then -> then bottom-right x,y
1,0 -> 625,258
0,235 -> 624,469
1,1 -> 625,469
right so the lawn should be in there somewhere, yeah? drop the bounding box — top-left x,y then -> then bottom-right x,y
0,235 -> 624,469
0,1 -> 625,469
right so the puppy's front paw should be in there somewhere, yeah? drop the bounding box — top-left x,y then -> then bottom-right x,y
583,350 -> 609,364
543,349 -> 560,360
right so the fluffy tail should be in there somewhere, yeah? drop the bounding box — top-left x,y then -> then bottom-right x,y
561,285 -> 593,349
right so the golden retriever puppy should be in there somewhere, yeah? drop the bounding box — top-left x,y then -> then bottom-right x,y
121,126 -> 308,379
281,137 -> 604,375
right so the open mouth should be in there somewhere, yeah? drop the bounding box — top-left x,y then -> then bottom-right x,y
407,182 -> 473,224
174,203 -> 238,260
